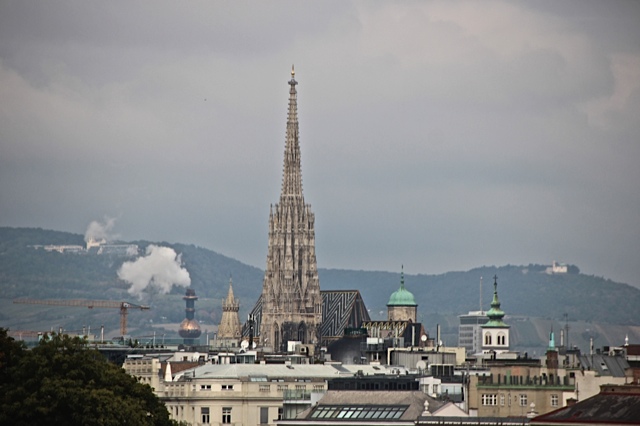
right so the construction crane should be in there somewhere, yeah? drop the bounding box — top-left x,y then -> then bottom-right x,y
13,298 -> 150,336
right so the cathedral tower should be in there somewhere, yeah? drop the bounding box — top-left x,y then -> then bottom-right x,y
259,67 -> 322,351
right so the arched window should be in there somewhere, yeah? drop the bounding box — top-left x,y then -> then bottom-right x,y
298,322 -> 307,343
484,332 -> 492,346
497,332 -> 506,346
274,323 -> 280,351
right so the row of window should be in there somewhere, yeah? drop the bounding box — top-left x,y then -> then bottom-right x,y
481,393 -> 559,407
484,332 -> 507,346
200,407 -> 231,424
199,384 -> 233,391
199,383 -> 324,393
199,406 -> 284,424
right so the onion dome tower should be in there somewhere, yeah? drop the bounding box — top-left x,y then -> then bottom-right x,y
387,266 -> 417,322
179,288 -> 201,345
259,66 -> 322,352
217,278 -> 242,341
481,275 -> 510,353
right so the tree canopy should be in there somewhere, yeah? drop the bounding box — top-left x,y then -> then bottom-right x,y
0,328 -> 179,426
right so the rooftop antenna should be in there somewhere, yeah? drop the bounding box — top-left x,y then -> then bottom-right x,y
564,313 -> 570,349
479,276 -> 483,313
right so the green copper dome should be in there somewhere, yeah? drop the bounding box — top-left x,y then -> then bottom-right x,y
387,268 -> 417,306
483,276 -> 509,328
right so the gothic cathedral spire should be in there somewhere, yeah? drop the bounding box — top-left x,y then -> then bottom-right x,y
259,67 -> 322,352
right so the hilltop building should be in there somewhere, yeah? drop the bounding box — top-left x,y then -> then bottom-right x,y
258,67 -> 323,352
215,278 -> 242,347
547,261 -> 568,274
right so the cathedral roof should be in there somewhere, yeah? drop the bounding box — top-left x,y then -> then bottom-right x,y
387,267 -> 417,307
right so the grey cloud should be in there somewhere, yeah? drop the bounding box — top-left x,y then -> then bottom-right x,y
1,0 -> 639,287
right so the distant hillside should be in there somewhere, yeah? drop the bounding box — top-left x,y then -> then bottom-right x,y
320,266 -> 640,325
1,227 -> 639,352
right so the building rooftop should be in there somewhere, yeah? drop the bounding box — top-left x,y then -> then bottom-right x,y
578,353 -> 630,377
285,390 -> 442,424
531,384 -> 640,425
174,363 -> 394,381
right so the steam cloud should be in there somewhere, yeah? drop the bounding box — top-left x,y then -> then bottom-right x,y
84,217 -> 117,243
118,245 -> 191,300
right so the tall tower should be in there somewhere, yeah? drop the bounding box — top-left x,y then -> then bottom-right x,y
481,276 -> 510,353
259,67 -> 322,352
179,288 -> 201,346
217,278 -> 242,342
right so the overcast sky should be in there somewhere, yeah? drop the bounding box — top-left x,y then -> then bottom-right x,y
1,1 -> 639,287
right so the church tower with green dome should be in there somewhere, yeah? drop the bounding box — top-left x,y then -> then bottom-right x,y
481,275 -> 510,353
387,267 -> 417,322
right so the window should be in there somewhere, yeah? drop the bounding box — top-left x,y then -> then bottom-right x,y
201,407 -> 210,424
222,407 -> 231,424
481,394 -> 497,406
200,384 -> 211,391
222,384 -> 234,391
551,394 -> 559,407
259,384 -> 270,392
497,332 -> 506,345
519,394 -> 528,406
500,394 -> 505,406
484,332 -> 492,346
278,407 -> 283,420
260,407 -> 269,425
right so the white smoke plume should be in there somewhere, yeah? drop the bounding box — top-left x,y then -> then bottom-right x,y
84,217 -> 118,243
117,245 -> 191,300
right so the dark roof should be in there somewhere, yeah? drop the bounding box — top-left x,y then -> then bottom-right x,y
578,354 -> 630,377
626,345 -> 640,356
531,385 -> 640,425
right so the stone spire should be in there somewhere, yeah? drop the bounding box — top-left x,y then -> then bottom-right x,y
259,67 -> 322,351
217,278 -> 241,341
280,65 -> 304,200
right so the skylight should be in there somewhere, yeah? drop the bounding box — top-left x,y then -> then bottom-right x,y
309,405 -> 408,420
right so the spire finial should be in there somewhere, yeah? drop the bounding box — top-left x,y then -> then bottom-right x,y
401,265 -> 405,289
291,64 -> 295,77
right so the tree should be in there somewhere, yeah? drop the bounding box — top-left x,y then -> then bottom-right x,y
0,328 -> 180,426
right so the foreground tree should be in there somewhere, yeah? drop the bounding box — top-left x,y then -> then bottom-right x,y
0,328 -> 179,426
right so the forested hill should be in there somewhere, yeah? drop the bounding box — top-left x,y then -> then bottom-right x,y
1,227 -> 639,337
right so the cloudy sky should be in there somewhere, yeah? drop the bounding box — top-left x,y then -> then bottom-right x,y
1,1 -> 639,287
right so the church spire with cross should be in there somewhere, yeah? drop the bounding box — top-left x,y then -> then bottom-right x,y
259,67 -> 322,351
